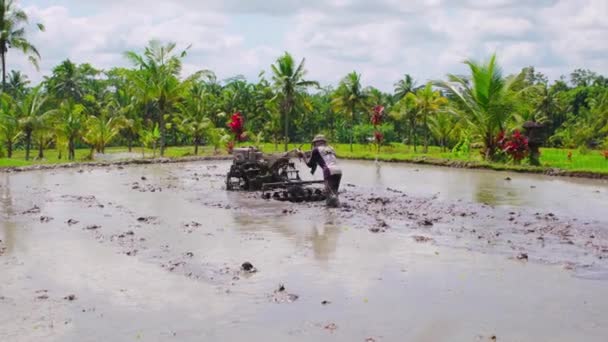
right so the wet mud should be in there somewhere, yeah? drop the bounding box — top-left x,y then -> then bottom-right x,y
1,160 -> 608,341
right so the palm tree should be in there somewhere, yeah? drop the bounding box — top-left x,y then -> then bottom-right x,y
44,59 -> 88,102
394,74 -> 416,101
391,93 -> 419,151
83,109 -> 125,157
125,40 -> 203,156
52,101 -> 87,160
332,71 -> 369,152
0,0 -> 45,91
16,85 -> 51,160
270,52 -> 318,151
428,110 -> 458,152
140,123 -> 161,158
436,54 -> 523,160
0,92 -> 19,157
5,70 -> 29,98
412,83 -> 448,153
175,82 -> 214,155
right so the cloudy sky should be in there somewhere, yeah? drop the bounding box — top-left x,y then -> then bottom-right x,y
12,0 -> 608,90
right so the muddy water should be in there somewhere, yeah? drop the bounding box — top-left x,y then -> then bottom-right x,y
337,160 -> 608,222
1,161 -> 608,341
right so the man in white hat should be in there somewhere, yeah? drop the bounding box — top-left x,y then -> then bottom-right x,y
298,134 -> 342,207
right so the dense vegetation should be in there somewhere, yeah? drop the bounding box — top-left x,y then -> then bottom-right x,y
1,1 -> 607,169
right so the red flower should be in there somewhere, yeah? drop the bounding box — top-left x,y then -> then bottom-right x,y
227,112 -> 245,142
602,150 -> 608,160
371,105 -> 384,126
498,130 -> 529,162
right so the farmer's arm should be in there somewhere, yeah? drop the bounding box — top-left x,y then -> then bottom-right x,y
307,148 -> 320,174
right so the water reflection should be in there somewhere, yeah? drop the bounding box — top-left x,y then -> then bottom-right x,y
310,210 -> 340,264
1,173 -> 15,217
473,176 -> 524,206
229,193 -> 342,264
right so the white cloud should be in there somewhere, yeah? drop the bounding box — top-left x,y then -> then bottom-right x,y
8,0 -> 608,90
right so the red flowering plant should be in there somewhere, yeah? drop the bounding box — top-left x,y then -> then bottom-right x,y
228,112 -> 246,142
371,105 -> 385,154
602,150 -> 608,160
226,112 -> 247,154
498,130 -> 530,164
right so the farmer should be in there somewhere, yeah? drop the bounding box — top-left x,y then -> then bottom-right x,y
298,134 -> 342,207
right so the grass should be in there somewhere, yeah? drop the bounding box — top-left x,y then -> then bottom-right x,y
1,143 -> 607,176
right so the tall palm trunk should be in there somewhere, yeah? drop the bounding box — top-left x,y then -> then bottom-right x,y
350,105 -> 355,152
1,49 -> 6,92
68,138 -> 75,161
423,111 -> 429,153
410,119 -> 417,153
25,130 -> 32,161
159,100 -> 166,157
6,140 -> 12,158
194,137 -> 199,155
38,137 -> 44,159
283,99 -> 291,152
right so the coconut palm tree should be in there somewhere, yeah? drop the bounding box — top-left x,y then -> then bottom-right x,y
125,40 -> 204,156
393,74 -> 417,101
52,101 -> 87,160
140,123 -> 161,158
0,0 -> 45,91
5,70 -> 29,98
0,92 -> 19,157
83,109 -> 125,156
428,110 -> 459,152
175,82 -> 214,155
412,83 -> 448,153
270,52 -> 318,151
44,59 -> 89,103
15,85 -> 51,160
436,54 -> 523,160
391,92 -> 419,151
332,71 -> 369,152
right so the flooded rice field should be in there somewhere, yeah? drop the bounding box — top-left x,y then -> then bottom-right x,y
1,160 -> 608,341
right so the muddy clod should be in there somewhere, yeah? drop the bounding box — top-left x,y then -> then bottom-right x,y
22,206 -> 41,214
241,262 -> 257,273
516,253 -> 529,261
40,216 -> 54,223
64,294 -> 77,301
504,177 -> 512,181
321,300 -> 331,305
412,235 -> 434,243
85,225 -> 101,230
324,323 -> 338,333
420,219 -> 434,227
137,216 -> 157,224
67,219 -> 79,226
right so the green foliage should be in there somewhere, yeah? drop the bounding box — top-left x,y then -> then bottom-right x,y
351,123 -> 396,144
0,0 -> 45,90
452,131 -> 472,158
437,54 -> 527,160
0,41 -> 606,175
